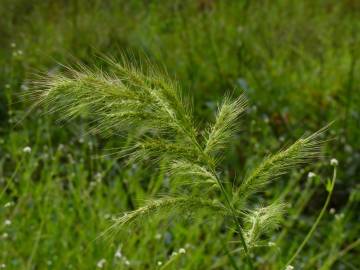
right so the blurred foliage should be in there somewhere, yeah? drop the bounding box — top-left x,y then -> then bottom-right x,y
0,0 -> 359,269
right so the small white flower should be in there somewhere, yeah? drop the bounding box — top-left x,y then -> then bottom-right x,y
329,208 -> 336,215
307,172 -> 316,179
96,259 -> 106,268
115,249 -> 122,259
171,251 -> 178,257
23,146 -> 31,153
285,265 -> 294,270
330,158 -> 338,166
178,248 -> 186,254
2,233 -> 8,239
155,233 -> 162,240
0,263 -> 6,268
124,259 -> 130,266
157,261 -> 163,266
4,219 -> 11,226
11,42 -> 16,48
4,201 -> 14,208
17,50 -> 23,55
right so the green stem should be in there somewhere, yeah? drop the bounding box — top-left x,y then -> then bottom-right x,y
212,169 -> 254,270
189,133 -> 253,269
285,165 -> 337,268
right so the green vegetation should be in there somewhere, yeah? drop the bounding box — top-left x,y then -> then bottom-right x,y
1,1 -> 359,269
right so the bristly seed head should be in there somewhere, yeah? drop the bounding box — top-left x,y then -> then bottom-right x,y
34,57 -> 330,268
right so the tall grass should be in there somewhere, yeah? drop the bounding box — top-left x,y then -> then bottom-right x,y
34,58 -> 334,268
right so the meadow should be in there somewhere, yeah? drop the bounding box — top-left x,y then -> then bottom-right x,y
0,1 -> 359,269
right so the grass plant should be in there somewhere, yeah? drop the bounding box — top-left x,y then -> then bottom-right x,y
1,1 -> 359,269
34,58 -> 335,268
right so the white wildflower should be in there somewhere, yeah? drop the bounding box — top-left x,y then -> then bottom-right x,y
171,251 -> 178,257
285,265 -> 294,270
23,146 -> 31,153
124,259 -> 130,266
330,158 -> 338,166
157,261 -> 163,266
307,172 -> 316,179
179,248 -> 186,254
155,233 -> 162,240
4,219 -> 11,226
4,201 -> 14,208
96,259 -> 106,268
0,263 -> 5,268
115,249 -> 122,259
2,233 -> 8,239
329,208 -> 336,215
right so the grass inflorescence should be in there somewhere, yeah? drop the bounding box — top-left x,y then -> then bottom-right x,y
34,57 -> 334,268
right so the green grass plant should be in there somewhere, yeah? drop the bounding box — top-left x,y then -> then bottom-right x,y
34,58 -> 337,268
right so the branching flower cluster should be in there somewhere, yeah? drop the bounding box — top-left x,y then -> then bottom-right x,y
35,57 -> 327,268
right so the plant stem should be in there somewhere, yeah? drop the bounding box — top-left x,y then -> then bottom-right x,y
285,165 -> 337,268
212,169 -> 254,270
189,126 -> 254,268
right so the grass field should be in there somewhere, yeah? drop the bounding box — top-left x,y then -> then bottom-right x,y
0,1 -> 359,269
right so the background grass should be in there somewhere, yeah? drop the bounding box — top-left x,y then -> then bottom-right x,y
0,0 -> 359,269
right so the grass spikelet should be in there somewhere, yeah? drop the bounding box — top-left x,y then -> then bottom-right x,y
104,196 -> 228,238
236,125 -> 329,200
204,95 -> 247,157
244,202 -> 286,248
169,160 -> 217,185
